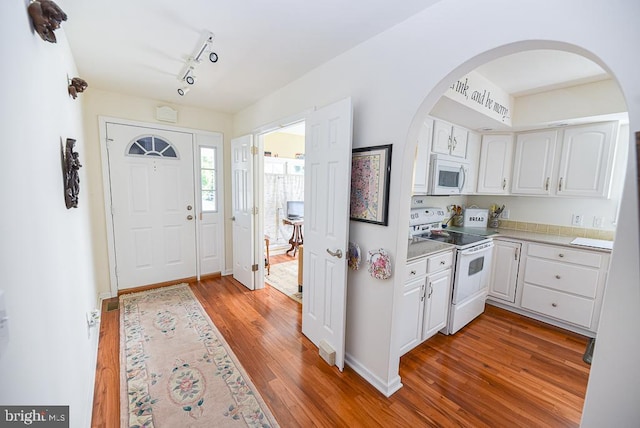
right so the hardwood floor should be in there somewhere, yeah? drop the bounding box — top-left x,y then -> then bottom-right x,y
92,270 -> 590,427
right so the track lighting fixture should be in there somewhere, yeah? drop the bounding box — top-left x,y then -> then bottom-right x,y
175,30 -> 219,96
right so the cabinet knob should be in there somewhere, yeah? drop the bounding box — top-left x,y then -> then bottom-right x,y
555,274 -> 561,279
558,253 -> 565,258
551,303 -> 558,308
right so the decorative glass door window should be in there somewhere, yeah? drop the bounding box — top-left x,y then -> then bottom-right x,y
127,135 -> 178,158
200,147 -> 217,212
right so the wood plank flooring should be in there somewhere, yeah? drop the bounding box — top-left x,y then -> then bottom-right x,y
92,263 -> 590,427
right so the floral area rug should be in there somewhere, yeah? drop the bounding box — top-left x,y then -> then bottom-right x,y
264,260 -> 302,304
120,284 -> 279,427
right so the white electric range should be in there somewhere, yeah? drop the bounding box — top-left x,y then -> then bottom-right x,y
409,207 -> 494,334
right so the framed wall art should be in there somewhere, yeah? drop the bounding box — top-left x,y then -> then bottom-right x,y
350,144 -> 392,226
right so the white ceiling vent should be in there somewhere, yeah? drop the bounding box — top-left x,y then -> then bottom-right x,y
156,106 -> 178,123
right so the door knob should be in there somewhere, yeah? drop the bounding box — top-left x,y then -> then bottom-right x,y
231,216 -> 236,221
187,215 -> 194,220
326,248 -> 343,258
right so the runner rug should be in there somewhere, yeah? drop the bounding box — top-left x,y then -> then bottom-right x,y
120,284 -> 279,427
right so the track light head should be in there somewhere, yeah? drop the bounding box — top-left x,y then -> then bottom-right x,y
185,74 -> 196,85
209,52 -> 219,63
177,86 -> 190,96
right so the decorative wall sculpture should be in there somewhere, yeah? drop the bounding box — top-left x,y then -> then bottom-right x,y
27,0 -> 67,43
68,77 -> 88,99
62,138 -> 82,209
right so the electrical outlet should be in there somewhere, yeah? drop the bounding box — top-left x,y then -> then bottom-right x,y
572,214 -> 584,226
86,309 -> 100,328
593,216 -> 605,228
500,209 -> 510,219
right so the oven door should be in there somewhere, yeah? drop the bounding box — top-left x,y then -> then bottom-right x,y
452,242 -> 494,304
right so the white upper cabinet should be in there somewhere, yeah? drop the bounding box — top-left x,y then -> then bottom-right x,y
512,130 -> 558,195
476,134 -> 514,194
432,119 -> 468,158
556,122 -> 617,198
412,119 -> 433,194
463,131 -> 481,194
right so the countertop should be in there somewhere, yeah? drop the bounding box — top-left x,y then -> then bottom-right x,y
407,238 -> 455,261
447,226 -> 613,253
407,227 -> 614,261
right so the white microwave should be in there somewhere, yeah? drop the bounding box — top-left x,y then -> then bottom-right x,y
429,155 -> 470,195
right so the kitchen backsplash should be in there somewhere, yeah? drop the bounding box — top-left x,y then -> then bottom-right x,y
497,220 -> 615,240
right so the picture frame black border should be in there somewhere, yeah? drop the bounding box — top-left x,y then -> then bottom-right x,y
350,144 -> 392,226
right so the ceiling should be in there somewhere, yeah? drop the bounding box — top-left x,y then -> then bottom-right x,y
61,2 -> 611,118
61,0 -> 440,114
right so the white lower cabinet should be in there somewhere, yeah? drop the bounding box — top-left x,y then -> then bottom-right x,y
399,250 -> 453,355
520,243 -> 609,332
487,239 -> 610,335
488,239 -> 521,303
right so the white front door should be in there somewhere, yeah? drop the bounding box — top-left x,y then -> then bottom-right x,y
302,97 -> 353,371
106,123 -> 196,290
231,135 -> 256,290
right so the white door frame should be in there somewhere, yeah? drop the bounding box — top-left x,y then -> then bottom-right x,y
250,111 -> 311,291
99,116 -> 225,297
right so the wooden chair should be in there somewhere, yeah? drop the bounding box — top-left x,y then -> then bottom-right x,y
264,235 -> 271,275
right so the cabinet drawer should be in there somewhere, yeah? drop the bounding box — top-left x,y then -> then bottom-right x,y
527,243 -> 602,268
427,251 -> 453,274
405,258 -> 428,282
521,284 -> 595,328
524,258 -> 599,298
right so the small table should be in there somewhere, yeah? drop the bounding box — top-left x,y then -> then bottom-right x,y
283,218 -> 303,256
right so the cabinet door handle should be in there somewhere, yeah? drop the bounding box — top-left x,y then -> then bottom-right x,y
410,270 -> 417,276
514,248 -> 519,261
421,284 -> 426,302
502,178 -> 507,190
545,177 -> 550,191
448,135 -> 452,150
428,283 -> 433,299
558,177 -> 563,192
452,137 -> 457,150
440,260 -> 446,265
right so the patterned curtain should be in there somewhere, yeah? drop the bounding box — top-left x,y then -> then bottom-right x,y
264,168 -> 304,245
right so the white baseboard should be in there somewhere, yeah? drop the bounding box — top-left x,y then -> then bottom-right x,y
345,353 -> 403,397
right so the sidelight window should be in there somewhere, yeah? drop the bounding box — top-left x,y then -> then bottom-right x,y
200,147 -> 217,212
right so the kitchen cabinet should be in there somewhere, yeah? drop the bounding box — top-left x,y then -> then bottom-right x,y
511,130 -> 558,195
463,131 -> 481,194
476,134 -> 514,194
399,250 -> 453,355
412,119 -> 433,194
511,122 -> 617,198
432,119 -> 468,158
520,243 -> 609,332
556,122 -> 617,198
488,239 -> 521,303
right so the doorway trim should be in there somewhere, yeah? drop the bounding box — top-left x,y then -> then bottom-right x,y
99,116 -> 226,297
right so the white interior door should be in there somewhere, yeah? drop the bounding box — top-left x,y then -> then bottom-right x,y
302,97 -> 353,371
106,123 -> 196,290
231,135 -> 255,290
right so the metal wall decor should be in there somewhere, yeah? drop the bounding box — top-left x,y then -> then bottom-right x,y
68,77 -> 88,99
28,0 -> 67,43
62,138 -> 82,209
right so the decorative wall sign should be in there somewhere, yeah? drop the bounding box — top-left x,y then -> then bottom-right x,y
68,77 -> 88,99
443,70 -> 513,126
27,0 -> 67,43
62,138 -> 82,209
350,144 -> 392,226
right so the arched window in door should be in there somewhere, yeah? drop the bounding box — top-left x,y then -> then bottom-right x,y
126,135 -> 178,158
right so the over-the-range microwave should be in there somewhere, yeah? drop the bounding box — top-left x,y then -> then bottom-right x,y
429,154 -> 470,195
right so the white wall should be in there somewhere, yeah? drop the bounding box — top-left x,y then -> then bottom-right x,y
82,89 -> 234,293
0,4 -> 100,426
233,0 -> 640,422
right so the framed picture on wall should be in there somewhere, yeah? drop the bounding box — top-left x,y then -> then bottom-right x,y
350,144 -> 392,226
